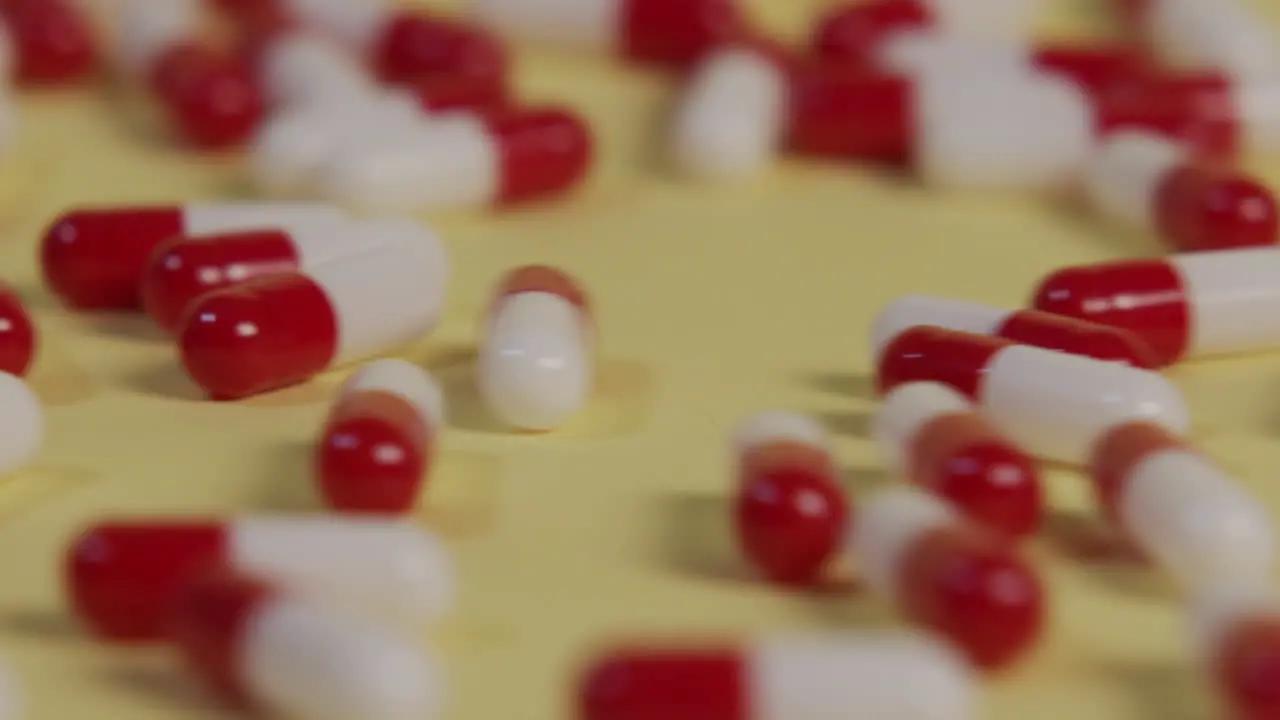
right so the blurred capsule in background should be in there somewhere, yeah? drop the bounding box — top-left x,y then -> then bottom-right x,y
1,0 -> 97,86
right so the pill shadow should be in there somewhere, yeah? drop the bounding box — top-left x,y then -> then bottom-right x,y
255,440 -> 320,512
101,665 -> 219,713
1100,659 -> 1209,720
28,350 -> 101,406
0,610 -> 82,642
1045,194 -> 1159,258
817,410 -> 873,439
1039,509 -> 1169,600
73,311 -> 169,343
125,360 -> 337,407
0,464 -> 99,522
800,371 -> 874,400
429,347 -> 657,440
650,491 -> 755,585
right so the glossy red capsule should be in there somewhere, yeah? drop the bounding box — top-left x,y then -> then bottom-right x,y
2,0 -> 97,85
0,284 -> 35,376
148,43 -> 264,149
1093,72 -> 1241,161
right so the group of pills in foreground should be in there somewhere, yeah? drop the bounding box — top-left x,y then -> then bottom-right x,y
0,0 -> 1277,718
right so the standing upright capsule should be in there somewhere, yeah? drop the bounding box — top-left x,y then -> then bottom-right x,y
467,0 -> 746,68
116,0 -> 264,148
40,202 -> 347,310
579,631 -> 976,720
1089,421 -> 1273,587
850,486 -> 1044,669
871,295 -> 1159,367
317,359 -> 445,514
1084,130 -> 1277,252
731,411 -> 848,586
65,516 -> 455,640
876,326 -> 1190,463
1,0 -> 97,85
141,216 -> 420,333
322,106 -> 593,213
670,44 -> 1092,187
170,570 -> 443,719
0,285 -> 35,376
874,382 -> 1042,538
179,230 -> 448,400
1032,247 -> 1280,365
479,265 -> 593,431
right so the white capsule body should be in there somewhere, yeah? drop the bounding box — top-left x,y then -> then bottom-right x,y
479,290 -> 593,431
0,657 -> 20,720
1169,248 -> 1280,355
322,116 -> 499,213
242,595 -> 443,720
871,296 -> 1011,358
229,517 -> 455,624
748,632 -> 975,720
178,202 -> 349,236
1145,0 -> 1276,79
976,344 -> 1189,463
850,487 -> 954,602
670,47 -> 789,180
340,358 -> 446,430
468,0 -> 622,52
0,372 -> 43,477
285,0 -> 395,53
306,227 -> 449,364
914,68 -> 1093,189
874,382 -> 972,471
253,217 -> 419,269
1186,583 -> 1276,660
732,411 -> 831,456
115,0 -> 199,77
877,33 -> 1029,78
250,93 -> 424,196
1084,131 -> 1185,229
1116,448 -> 1274,588
258,32 -> 378,110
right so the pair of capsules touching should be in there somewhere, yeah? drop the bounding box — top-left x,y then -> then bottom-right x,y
66,516 -> 454,717
733,412 -> 1044,671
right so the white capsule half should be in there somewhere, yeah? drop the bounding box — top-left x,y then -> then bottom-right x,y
340,358 -> 446,430
732,411 -> 830,456
1084,130 -> 1185,229
849,487 -> 954,602
870,296 -> 1009,359
873,382 -> 972,471
0,372 -> 42,477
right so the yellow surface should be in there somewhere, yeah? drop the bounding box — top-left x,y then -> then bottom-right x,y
2,0 -> 1280,718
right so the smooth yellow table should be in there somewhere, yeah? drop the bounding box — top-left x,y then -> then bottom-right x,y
1,0 -> 1279,717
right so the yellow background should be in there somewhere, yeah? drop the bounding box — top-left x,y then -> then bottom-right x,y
1,0 -> 1279,717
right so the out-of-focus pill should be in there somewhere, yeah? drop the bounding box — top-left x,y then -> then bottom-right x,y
875,326 -> 1190,463
468,0 -> 746,68
578,632 -> 976,720
141,216 -> 420,333
65,516 -> 454,640
0,657 -> 20,720
1131,0 -> 1276,79
40,202 -> 346,310
1085,130 -> 1277,252
1032,248 -> 1280,365
871,295 -> 1159,367
875,382 -> 1042,538
171,570 -> 443,720
1188,584 -> 1280,720
0,371 -> 42,477
0,284 -> 35,376
478,265 -> 593,431
731,411 -> 848,586
1089,421 -> 1273,587
254,26 -> 379,110
323,107 -> 591,212
1,0 -> 97,85
118,0 -> 264,148
317,359 -> 445,514
850,486 -> 1044,669
179,228 -> 448,400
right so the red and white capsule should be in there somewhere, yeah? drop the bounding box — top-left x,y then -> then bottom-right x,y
875,382 -> 1041,538
670,43 -> 1091,188
141,216 -> 418,334
479,265 -> 593,431
179,228 -> 448,400
322,106 -> 592,212
876,326 -> 1189,464
0,284 -> 35,376
251,22 -> 381,111
65,516 -> 454,641
1188,584 -> 1280,720
40,202 -> 345,311
317,359 -> 445,514
1123,0 -> 1275,79
2,0 -> 97,86
579,631 -> 975,720
1085,130 -> 1277,252
0,371 -> 42,477
871,295 -> 1159,368
850,486 -> 1044,669
731,411 -> 848,586
171,570 -> 443,719
1089,421 -> 1273,588
1032,247 -> 1280,366
467,0 -> 746,68
116,0 -> 264,148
